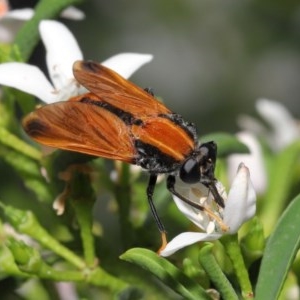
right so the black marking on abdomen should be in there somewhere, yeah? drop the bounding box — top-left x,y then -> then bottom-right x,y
80,97 -> 143,126
134,139 -> 181,173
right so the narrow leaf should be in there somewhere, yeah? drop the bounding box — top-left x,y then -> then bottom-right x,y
255,194 -> 300,299
120,248 -> 210,300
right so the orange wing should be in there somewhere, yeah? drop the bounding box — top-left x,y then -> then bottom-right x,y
22,101 -> 135,162
132,117 -> 195,162
72,60 -> 171,117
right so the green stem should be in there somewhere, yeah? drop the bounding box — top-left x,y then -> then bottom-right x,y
198,243 -> 238,300
37,264 -> 129,293
37,264 -> 86,281
1,203 -> 86,269
0,127 -> 41,160
71,196 -> 96,268
113,163 -> 134,249
222,234 -> 253,299
3,213 -> 129,293
12,0 -> 83,61
88,268 -> 129,292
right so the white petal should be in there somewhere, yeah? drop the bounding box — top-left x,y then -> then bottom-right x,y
2,8 -> 34,20
160,231 -> 221,257
172,192 -> 209,232
256,98 -> 299,150
172,178 -> 228,232
227,132 -> 267,194
0,62 -> 57,103
102,53 -> 153,79
224,163 -> 256,233
39,20 -> 83,90
60,6 -> 85,20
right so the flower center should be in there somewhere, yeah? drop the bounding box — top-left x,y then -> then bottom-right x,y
191,187 -> 229,232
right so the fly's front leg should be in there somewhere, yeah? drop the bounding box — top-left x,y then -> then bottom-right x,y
167,175 -> 205,211
167,175 -> 228,232
207,181 -> 225,208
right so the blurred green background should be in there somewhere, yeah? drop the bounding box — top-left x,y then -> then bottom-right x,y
12,0 -> 300,134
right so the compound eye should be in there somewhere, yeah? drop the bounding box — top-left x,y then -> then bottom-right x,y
180,158 -> 200,184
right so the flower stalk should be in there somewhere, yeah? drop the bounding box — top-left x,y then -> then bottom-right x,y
199,243 -> 239,300
221,234 -> 253,299
69,169 -> 97,267
113,162 -> 135,249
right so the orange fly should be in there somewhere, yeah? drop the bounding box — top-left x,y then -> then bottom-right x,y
22,61 -> 225,246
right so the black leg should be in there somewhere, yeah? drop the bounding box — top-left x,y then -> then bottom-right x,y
167,175 -> 205,211
147,174 -> 166,233
207,182 -> 225,208
167,175 -> 228,232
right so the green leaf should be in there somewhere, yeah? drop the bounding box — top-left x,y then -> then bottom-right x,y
202,132 -> 249,157
120,248 -> 210,300
259,141 -> 300,235
255,194 -> 300,299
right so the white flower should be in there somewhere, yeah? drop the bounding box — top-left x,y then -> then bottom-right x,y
238,98 -> 300,151
0,20 -> 153,103
0,0 -> 85,43
227,132 -> 267,194
160,163 -> 256,257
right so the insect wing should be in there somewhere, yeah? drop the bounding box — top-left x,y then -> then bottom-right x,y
132,116 -> 195,162
22,101 -> 135,162
72,60 -> 171,117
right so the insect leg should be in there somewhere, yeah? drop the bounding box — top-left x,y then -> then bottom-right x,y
147,174 -> 168,250
147,174 -> 166,232
207,182 -> 225,208
167,175 -> 205,211
199,178 -> 225,208
167,175 -> 228,231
